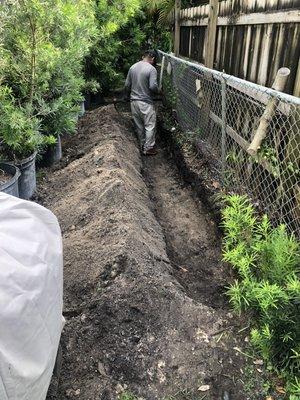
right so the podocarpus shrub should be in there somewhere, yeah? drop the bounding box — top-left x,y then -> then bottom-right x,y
0,0 -> 97,158
0,86 -> 42,160
39,0 -> 97,138
222,195 -> 300,397
0,0 -> 56,159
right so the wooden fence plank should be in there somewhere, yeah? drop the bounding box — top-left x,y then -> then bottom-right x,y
294,57 -> 300,97
180,9 -> 300,26
175,0 -> 181,56
205,0 -> 219,68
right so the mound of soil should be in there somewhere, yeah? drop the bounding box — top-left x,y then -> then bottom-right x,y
38,106 -> 262,400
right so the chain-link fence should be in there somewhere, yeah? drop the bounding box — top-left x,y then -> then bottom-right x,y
158,51 -> 300,235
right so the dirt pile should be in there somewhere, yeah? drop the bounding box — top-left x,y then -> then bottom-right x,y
38,106 -> 256,400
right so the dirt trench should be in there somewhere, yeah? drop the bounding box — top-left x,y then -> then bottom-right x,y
38,105 -> 257,400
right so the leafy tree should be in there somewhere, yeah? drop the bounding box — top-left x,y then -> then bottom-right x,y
0,0 -> 97,158
145,0 -> 176,25
85,0 -> 141,93
144,0 -> 195,25
0,0 -> 56,158
85,0 -> 174,94
39,0 -> 97,137
117,7 -> 172,75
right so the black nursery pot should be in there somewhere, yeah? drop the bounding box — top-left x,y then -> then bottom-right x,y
79,100 -> 85,117
39,135 -> 62,168
14,152 -> 37,200
0,162 -> 21,198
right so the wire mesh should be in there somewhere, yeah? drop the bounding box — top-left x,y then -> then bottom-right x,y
158,51 -> 300,235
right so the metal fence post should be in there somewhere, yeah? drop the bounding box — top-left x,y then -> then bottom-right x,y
221,77 -> 227,178
159,55 -> 165,91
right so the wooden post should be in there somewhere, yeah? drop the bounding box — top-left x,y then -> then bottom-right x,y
293,57 -> 300,97
247,67 -> 290,156
205,0 -> 218,69
174,0 -> 181,57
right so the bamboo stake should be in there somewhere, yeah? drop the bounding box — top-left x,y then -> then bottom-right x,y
247,67 -> 290,156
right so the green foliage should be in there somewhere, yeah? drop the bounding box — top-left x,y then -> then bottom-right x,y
145,0 -> 176,25
145,0 -> 192,25
162,74 -> 178,110
222,195 -> 300,393
119,392 -> 137,400
287,376 -> 300,397
117,8 -> 172,75
40,0 -> 97,136
0,0 -> 96,158
85,0 -> 141,93
0,86 -> 41,159
85,0 -> 172,94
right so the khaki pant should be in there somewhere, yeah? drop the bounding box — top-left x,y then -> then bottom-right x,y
131,101 -> 156,153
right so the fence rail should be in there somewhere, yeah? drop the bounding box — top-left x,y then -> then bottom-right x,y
178,1 -> 300,96
158,50 -> 300,235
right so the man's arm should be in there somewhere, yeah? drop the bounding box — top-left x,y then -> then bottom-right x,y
149,67 -> 159,94
124,68 -> 132,98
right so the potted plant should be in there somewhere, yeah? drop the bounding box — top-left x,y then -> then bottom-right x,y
37,1 -> 97,165
81,79 -> 100,111
0,1 -> 57,198
39,95 -> 79,167
0,86 -> 45,199
0,0 -> 97,182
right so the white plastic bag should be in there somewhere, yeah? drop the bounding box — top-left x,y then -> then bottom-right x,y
0,193 -> 64,400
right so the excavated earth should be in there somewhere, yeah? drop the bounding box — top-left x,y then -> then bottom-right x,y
38,105 -> 262,400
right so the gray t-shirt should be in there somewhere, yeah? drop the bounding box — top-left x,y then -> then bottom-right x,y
125,61 -> 159,104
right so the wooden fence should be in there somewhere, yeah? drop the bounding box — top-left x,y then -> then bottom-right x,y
178,0 -> 300,96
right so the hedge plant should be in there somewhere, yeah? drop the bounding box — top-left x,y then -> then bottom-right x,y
0,0 -> 97,159
222,194 -> 300,397
85,0 -> 172,94
0,0 -> 55,159
39,0 -> 97,138
85,0 -> 141,93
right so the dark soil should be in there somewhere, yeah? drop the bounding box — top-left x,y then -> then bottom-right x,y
38,105 -> 266,400
0,168 -> 12,185
143,142 -> 226,309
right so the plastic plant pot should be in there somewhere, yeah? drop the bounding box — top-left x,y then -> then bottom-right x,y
79,100 -> 85,117
39,135 -> 62,168
0,162 -> 21,197
14,152 -> 37,200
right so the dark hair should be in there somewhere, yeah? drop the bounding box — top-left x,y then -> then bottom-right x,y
143,49 -> 157,60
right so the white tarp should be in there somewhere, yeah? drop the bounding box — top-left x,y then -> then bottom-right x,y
0,193 -> 64,400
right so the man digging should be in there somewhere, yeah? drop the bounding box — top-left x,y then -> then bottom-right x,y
125,50 -> 159,156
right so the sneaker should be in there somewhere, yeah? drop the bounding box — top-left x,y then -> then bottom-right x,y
143,148 -> 158,156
